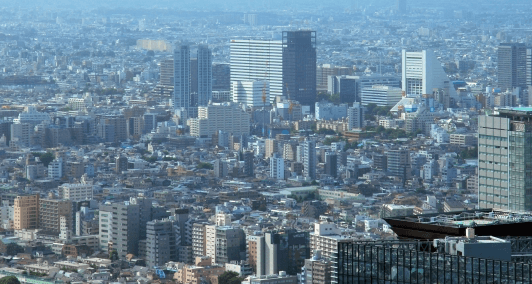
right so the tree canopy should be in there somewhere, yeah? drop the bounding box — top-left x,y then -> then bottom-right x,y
0,276 -> 21,284
218,271 -> 243,284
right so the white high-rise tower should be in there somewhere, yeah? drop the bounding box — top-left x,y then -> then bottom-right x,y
401,49 -> 452,97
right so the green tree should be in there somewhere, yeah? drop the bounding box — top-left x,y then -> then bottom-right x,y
32,152 -> 55,167
197,162 -> 214,170
6,243 -> 24,256
109,249 -> 119,261
218,271 -> 243,284
0,276 -> 21,284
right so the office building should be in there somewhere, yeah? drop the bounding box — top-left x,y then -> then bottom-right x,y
315,102 -> 348,120
230,39 -> 283,103
302,140 -> 316,180
347,103 -> 365,130
328,75 -> 401,103
14,195 -> 39,230
188,103 -> 250,138
174,44 -> 191,119
282,31 -> 317,108
232,80 -> 269,107
333,235 -> 532,284
39,198 -> 72,235
243,150 -> 254,177
498,43 -> 527,92
143,113 -> 157,134
316,64 -> 352,92
145,217 -> 180,268
256,230 -> 310,276
402,49 -> 452,97
478,108 -> 532,211
197,45 -> 212,106
360,85 -> 403,106
270,153 -> 284,180
324,152 -> 337,178
213,63 -> 230,91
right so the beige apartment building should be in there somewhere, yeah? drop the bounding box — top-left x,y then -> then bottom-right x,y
14,195 -> 39,230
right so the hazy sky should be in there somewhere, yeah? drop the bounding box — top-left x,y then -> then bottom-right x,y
0,0 -> 528,11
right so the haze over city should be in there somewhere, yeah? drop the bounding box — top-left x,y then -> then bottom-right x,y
0,0 -> 528,284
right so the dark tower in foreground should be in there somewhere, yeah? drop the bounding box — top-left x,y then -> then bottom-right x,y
282,31 -> 316,108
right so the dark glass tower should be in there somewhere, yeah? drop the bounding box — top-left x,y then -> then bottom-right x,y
282,31 -> 317,109
498,43 -> 527,92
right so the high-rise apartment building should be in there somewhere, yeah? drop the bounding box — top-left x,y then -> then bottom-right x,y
174,45 -> 191,119
387,148 -> 410,182
303,140 -> 316,180
347,103 -> 365,130
402,49 -> 452,97
478,108 -> 532,211
146,217 -> 180,268
282,31 -> 317,108
197,45 -> 213,107
188,103 -> 250,138
39,198 -> 72,235
270,153 -> 284,180
99,197 -> 162,259
14,195 -> 39,230
230,39 -> 283,103
160,58 -> 174,87
498,43 -> 527,92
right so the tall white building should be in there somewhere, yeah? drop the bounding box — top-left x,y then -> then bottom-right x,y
197,45 -> 212,106
361,85 -> 403,106
270,153 -> 284,180
302,140 -> 316,180
188,103 -> 250,138
230,39 -> 282,103
231,80 -> 269,107
402,49 -> 452,97
348,103 -> 365,130
174,45 -> 191,120
48,157 -> 62,180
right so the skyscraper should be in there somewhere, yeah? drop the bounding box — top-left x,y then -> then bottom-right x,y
498,43 -> 527,92
402,49 -> 452,97
230,39 -> 283,103
256,230 -> 310,276
197,45 -> 213,107
478,108 -> 532,211
303,139 -> 316,180
282,31 -> 317,108
174,45 -> 191,120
